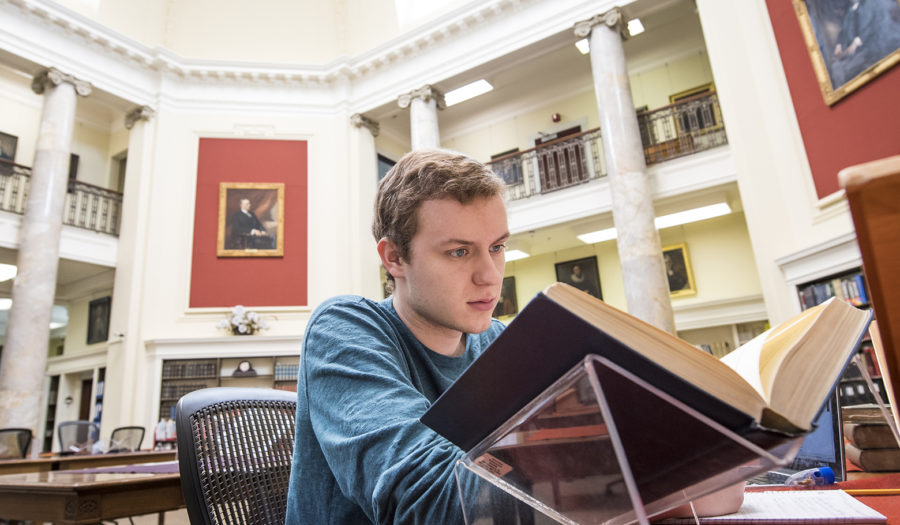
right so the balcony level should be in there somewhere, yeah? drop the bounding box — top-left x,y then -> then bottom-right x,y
497,92 -> 734,241
0,159 -> 120,268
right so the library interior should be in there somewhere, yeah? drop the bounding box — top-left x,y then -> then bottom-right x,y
0,0 -> 898,523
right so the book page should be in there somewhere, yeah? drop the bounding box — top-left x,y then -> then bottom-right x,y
720,331 -> 768,400
656,490 -> 886,524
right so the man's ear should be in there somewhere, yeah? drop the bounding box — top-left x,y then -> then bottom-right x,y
377,238 -> 405,278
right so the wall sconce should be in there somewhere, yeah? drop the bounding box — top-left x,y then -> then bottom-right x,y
64,395 -> 73,405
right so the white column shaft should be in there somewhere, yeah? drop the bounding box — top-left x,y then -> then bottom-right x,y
589,22 -> 675,333
410,97 -> 440,150
0,81 -> 78,436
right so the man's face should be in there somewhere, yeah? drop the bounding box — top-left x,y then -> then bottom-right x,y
393,195 -> 508,342
240,199 -> 251,211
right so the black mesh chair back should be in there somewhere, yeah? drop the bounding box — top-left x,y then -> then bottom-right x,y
57,420 -> 100,455
176,387 -> 297,525
108,425 -> 145,452
0,428 -> 32,459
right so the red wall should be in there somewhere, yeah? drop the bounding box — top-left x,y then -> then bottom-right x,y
190,138 -> 308,307
766,1 -> 900,199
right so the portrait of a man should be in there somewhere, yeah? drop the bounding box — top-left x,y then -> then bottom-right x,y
555,256 -> 602,299
663,244 -> 696,297
217,182 -> 285,257
796,0 -> 900,104
87,296 -> 111,345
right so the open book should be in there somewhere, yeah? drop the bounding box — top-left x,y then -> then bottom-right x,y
422,282 -> 872,452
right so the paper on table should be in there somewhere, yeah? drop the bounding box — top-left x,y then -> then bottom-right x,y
655,490 -> 886,524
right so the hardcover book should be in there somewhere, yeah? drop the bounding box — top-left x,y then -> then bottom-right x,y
422,282 -> 873,452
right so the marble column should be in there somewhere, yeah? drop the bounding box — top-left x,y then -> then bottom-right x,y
102,105 -> 155,436
576,10 -> 676,334
350,113 -> 383,299
0,68 -> 92,441
398,85 -> 444,150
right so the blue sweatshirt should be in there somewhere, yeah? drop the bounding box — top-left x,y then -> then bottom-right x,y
285,295 -> 504,524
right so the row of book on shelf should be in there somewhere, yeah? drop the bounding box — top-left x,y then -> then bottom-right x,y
799,273 -> 868,310
161,361 -> 217,379
274,363 -> 299,382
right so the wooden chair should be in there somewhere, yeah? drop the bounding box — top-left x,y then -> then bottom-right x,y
839,154 -> 900,413
175,387 -> 296,525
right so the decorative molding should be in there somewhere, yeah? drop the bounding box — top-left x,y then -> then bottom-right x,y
574,8 -> 625,39
397,84 -> 446,110
775,232 -> 861,286
31,67 -> 92,97
124,105 -> 154,129
672,294 -> 768,331
350,113 -> 380,137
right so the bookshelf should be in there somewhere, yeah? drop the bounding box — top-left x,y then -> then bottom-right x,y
796,268 -> 881,406
43,375 -> 59,453
158,355 -> 300,437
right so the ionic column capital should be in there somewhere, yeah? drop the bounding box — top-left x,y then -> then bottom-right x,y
31,68 -> 92,97
397,85 -> 446,110
124,105 -> 155,130
350,113 -> 380,137
574,8 -> 625,39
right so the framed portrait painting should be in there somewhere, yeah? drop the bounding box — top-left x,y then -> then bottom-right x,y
87,296 -> 111,345
793,0 -> 900,105
217,182 -> 285,257
555,256 -> 602,299
663,243 -> 697,297
493,276 -> 519,318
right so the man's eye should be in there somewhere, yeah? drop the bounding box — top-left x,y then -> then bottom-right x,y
449,248 -> 468,258
490,243 -> 507,254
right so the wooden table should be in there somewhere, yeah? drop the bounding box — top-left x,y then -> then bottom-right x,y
0,449 -> 176,475
0,469 -> 184,524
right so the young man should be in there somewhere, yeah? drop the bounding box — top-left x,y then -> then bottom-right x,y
285,149 -> 510,524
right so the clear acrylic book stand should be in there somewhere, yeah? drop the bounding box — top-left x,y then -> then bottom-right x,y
454,355 -> 805,525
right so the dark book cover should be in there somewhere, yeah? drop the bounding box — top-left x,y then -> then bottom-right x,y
845,443 -> 900,471
420,291 -> 757,452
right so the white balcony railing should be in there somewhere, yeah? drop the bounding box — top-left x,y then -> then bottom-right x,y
0,160 -> 122,236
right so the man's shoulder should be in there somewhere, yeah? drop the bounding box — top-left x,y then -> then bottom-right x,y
309,295 -> 395,329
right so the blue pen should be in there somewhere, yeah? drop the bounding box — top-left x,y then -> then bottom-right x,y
784,467 -> 835,487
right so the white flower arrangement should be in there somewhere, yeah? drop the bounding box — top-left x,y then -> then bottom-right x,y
217,305 -> 269,335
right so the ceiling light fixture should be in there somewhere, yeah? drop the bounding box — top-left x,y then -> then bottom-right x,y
0,263 -> 17,283
577,202 -> 732,244
575,38 -> 590,55
505,249 -> 530,262
627,18 -> 645,36
444,79 -> 493,107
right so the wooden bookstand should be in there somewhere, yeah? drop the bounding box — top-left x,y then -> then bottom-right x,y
840,155 -> 900,438
454,356 -> 803,525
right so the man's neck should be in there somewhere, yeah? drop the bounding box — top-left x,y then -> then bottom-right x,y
392,297 -> 466,357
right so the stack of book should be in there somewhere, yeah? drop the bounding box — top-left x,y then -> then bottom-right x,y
844,404 -> 900,471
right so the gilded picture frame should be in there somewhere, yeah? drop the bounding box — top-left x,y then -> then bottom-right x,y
793,0 -> 900,105
663,243 -> 697,297
217,182 -> 285,257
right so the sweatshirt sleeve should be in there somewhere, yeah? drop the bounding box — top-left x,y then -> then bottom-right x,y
302,300 -> 469,524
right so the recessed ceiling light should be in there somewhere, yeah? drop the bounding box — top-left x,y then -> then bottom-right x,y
627,18 -> 645,36
505,249 -> 530,262
0,263 -> 17,282
444,79 -> 493,107
575,38 -> 590,55
577,202 -> 732,244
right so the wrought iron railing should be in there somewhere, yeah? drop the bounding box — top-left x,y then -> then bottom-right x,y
488,128 -> 606,201
0,159 -> 122,236
636,91 -> 728,165
489,93 -> 728,202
